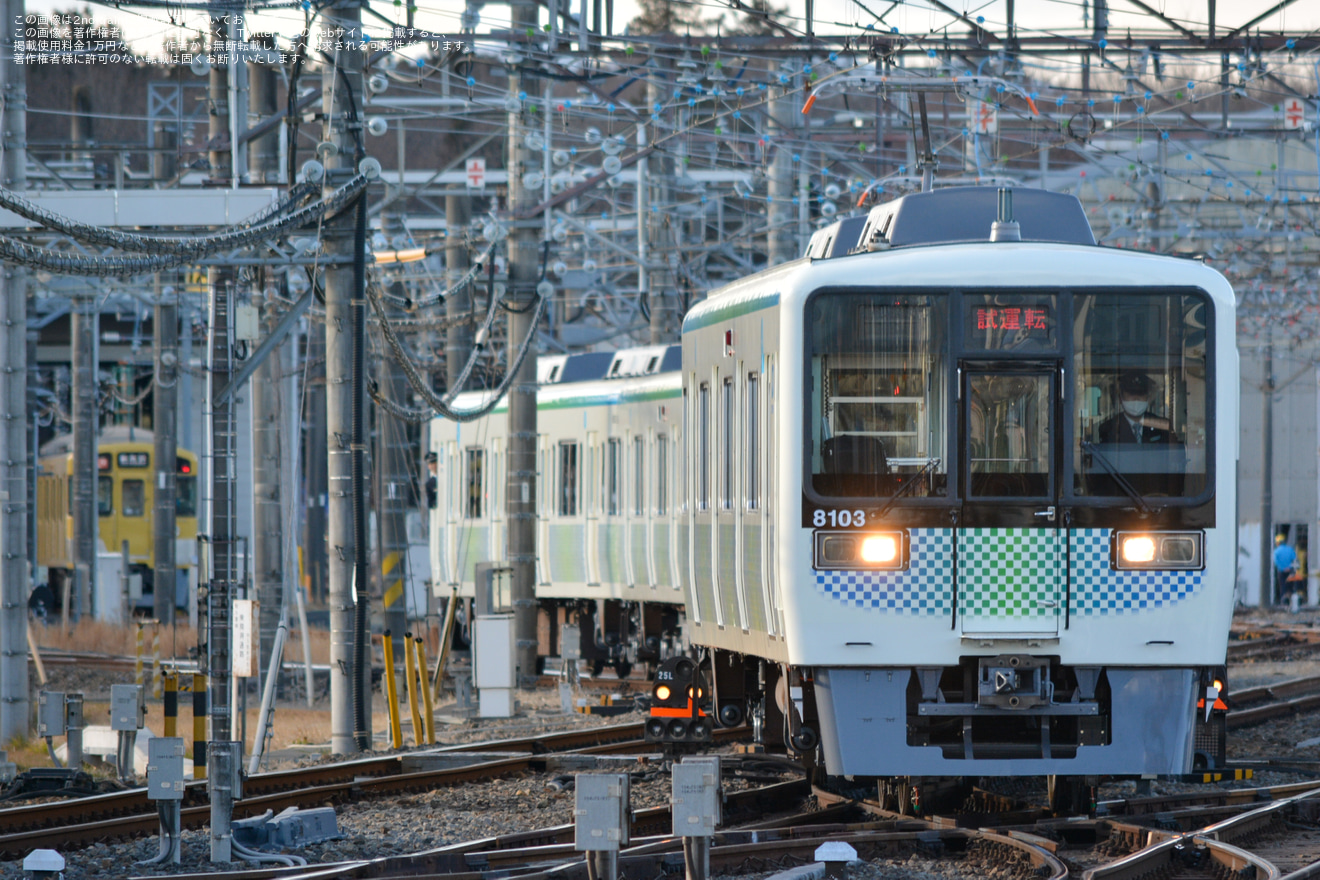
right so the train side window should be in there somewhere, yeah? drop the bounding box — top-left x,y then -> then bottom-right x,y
558,442 -> 579,516
606,438 -> 621,516
747,373 -> 759,510
633,436 -> 645,516
698,383 -> 710,510
465,448 -> 484,519
122,480 -> 146,517
656,434 -> 668,515
98,476 -> 113,516
721,377 -> 734,511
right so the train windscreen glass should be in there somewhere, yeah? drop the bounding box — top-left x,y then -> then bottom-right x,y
176,476 -> 197,517
1073,292 -> 1209,499
809,293 -> 948,498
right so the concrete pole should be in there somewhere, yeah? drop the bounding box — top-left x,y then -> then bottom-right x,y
646,58 -> 679,345
766,63 -> 795,267
303,326 -> 327,604
507,1 -> 540,687
0,0 -> 28,740
322,4 -> 367,754
71,299 -> 97,622
253,290 -> 285,674
1262,331 -> 1275,604
250,60 -> 284,670
153,286 -> 179,624
206,7 -> 236,862
444,195 -> 473,390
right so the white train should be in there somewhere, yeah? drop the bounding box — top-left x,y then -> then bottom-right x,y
429,345 -> 686,676
433,186 -> 1237,784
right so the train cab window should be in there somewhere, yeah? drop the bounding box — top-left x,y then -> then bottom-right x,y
656,434 -> 668,515
747,374 -> 759,510
605,438 -> 621,516
1073,292 -> 1210,500
177,475 -> 197,517
98,476 -> 113,516
558,442 -> 579,516
967,374 -> 1052,497
465,448 -> 484,519
809,293 -> 949,499
122,480 -> 146,517
633,436 -> 644,516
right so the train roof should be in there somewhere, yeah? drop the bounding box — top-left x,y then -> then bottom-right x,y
808,187 -> 1095,259
536,344 -> 680,385
39,425 -> 187,457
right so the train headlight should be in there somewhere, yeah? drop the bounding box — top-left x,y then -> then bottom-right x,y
1119,535 -> 1156,564
814,530 -> 907,570
1113,531 -> 1204,570
860,535 -> 898,564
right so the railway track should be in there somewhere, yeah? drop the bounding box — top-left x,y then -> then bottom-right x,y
1227,675 -> 1320,729
1086,784 -> 1320,878
0,721 -> 742,858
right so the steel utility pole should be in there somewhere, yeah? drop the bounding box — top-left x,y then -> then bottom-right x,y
250,57 -> 284,669
322,3 -> 370,753
71,298 -> 97,623
646,56 -> 679,345
303,325 -> 327,604
205,4 -> 238,862
444,195 -> 472,389
376,318 -> 410,650
0,0 -> 29,741
153,285 -> 179,624
506,0 -> 540,687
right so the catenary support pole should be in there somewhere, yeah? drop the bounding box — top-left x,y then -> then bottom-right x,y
153,286 -> 179,625
506,0 -> 541,688
376,322 -> 410,657
205,7 -> 237,858
443,194 -> 472,391
0,0 -> 27,740
71,296 -> 97,623
646,55 -> 679,345
322,0 -> 368,754
250,51 -> 285,674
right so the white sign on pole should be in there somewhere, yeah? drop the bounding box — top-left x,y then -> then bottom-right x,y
1283,98 -> 1306,131
232,599 -> 260,678
967,99 -> 998,135
466,158 -> 487,189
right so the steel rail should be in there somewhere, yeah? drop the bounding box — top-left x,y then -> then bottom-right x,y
0,723 -> 745,857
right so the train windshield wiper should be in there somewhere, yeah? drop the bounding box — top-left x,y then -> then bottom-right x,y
876,458 -> 941,519
1080,441 -> 1159,516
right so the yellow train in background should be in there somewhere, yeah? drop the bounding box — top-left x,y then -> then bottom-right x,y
37,424 -> 199,614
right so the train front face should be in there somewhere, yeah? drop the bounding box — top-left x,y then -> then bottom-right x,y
783,244 -> 1237,777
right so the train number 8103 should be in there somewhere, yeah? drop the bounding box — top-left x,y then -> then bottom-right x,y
812,508 -> 867,528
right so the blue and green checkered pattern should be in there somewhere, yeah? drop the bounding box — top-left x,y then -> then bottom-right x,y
814,529 -> 953,614
812,527 -> 1203,617
1069,528 -> 1202,614
959,528 -> 1060,617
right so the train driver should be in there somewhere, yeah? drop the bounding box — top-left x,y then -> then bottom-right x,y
1097,372 -> 1174,446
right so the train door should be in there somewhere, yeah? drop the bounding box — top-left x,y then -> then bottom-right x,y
958,363 -> 1063,637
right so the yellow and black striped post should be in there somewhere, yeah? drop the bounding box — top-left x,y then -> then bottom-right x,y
415,636 -> 435,745
402,630 -> 423,745
150,621 -> 162,699
134,621 -> 146,690
163,668 -> 178,738
192,672 -> 207,780
381,632 -> 403,749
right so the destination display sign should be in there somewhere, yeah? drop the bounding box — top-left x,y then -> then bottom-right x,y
964,294 -> 1057,352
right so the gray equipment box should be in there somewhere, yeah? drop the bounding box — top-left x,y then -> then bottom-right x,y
146,737 -> 186,801
37,692 -> 65,737
474,562 -> 513,615
561,624 -> 581,661
574,773 -> 630,852
673,757 -> 721,837
110,684 -> 145,731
